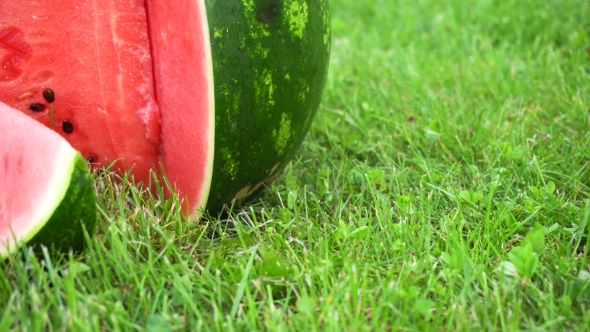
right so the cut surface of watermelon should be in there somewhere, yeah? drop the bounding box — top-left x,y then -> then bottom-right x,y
0,0 -> 161,178
145,0 -> 214,216
0,0 -> 214,217
0,102 -> 96,258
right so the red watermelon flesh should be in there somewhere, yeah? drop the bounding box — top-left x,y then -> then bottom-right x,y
0,1 -> 214,217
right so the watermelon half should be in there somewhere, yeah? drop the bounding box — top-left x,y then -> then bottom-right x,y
0,102 -> 96,258
0,0 -> 330,217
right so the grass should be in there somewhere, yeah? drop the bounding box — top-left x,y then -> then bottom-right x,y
2,0 -> 590,330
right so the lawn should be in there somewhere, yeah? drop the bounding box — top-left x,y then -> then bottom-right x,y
2,0 -> 590,330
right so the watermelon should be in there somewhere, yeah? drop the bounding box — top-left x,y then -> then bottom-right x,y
0,102 -> 96,258
0,0 -> 330,217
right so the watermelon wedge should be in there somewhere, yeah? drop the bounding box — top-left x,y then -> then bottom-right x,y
0,0 -> 330,217
0,102 -> 96,258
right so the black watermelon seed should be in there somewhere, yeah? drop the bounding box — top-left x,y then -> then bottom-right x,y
257,4 -> 279,24
62,120 -> 74,134
86,156 -> 95,163
42,88 -> 55,103
29,103 -> 45,112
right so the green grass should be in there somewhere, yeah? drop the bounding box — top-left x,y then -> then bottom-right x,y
2,0 -> 590,330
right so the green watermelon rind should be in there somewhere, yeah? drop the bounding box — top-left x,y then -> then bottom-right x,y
205,0 -> 331,214
0,151 -> 97,258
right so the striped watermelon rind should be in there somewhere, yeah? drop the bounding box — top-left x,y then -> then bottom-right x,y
205,0 -> 331,214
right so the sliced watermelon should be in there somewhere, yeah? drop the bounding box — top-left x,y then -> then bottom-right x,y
0,102 -> 96,258
0,0 -> 330,216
